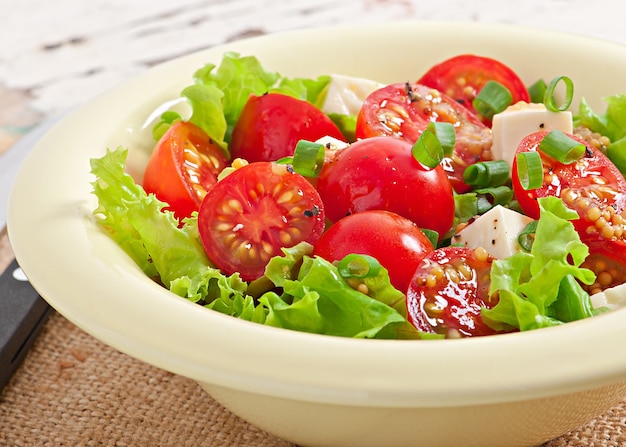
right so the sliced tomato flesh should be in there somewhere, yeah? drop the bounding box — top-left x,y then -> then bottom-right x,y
406,246 -> 511,338
511,130 -> 626,293
197,161 -> 325,281
142,121 -> 228,220
513,131 -> 626,221
356,82 -> 492,193
581,241 -> 626,295
417,54 -> 530,125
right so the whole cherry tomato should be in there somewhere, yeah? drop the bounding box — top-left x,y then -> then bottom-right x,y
230,92 -> 345,163
316,136 -> 455,239
313,210 -> 434,292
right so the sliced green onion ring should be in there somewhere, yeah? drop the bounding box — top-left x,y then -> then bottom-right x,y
516,151 -> 544,190
518,220 -> 538,252
337,254 -> 381,279
475,185 -> 514,208
433,122 -> 456,156
454,193 -> 480,224
528,79 -> 547,104
539,130 -> 586,164
452,187 -> 513,224
411,122 -> 455,168
463,160 -> 510,188
291,140 -> 326,178
472,80 -> 513,120
544,75 -> 574,112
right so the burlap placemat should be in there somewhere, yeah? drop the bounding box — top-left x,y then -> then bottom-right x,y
1,229 -> 625,446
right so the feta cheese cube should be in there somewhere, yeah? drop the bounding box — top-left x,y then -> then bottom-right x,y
491,102 -> 573,168
321,74 -> 384,116
315,135 -> 349,152
591,283 -> 626,311
453,205 -> 533,260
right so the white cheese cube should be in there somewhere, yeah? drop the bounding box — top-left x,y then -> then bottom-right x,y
453,205 -> 533,260
591,283 -> 626,311
491,102 -> 573,169
315,135 -> 350,152
321,74 -> 384,116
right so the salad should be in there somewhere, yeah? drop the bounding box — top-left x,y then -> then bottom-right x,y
90,52 -> 626,340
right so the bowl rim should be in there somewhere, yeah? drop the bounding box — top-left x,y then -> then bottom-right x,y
8,20 -> 626,408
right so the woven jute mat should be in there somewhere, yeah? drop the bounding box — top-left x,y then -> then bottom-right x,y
1,230 -> 625,446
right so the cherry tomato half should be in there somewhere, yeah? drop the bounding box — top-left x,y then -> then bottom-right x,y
142,121 -> 229,220
355,82 -> 492,193
406,246 -> 510,338
512,131 -> 626,223
417,54 -> 530,125
316,136 -> 455,239
581,240 -> 626,294
313,210 -> 434,292
511,130 -> 626,292
198,161 -> 325,281
230,92 -> 346,163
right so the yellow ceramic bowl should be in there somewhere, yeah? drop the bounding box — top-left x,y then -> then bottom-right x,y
8,21 -> 626,447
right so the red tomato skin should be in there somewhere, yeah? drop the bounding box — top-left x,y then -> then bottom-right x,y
230,92 -> 346,163
316,136 -> 455,239
142,121 -> 228,220
197,162 -> 325,281
313,210 -> 434,292
511,131 -> 626,293
417,54 -> 530,125
355,82 -> 492,193
406,246 -> 506,338
511,131 -> 626,222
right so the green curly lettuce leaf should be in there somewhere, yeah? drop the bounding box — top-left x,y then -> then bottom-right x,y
90,147 -> 407,338
574,94 -> 626,174
482,196 -> 597,331
154,52 -> 331,151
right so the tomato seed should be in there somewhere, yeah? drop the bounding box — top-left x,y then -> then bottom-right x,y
276,190 -> 295,204
586,206 -> 602,222
457,263 -> 473,281
279,231 -> 292,245
425,274 -> 437,288
598,271 -> 614,287
473,246 -> 490,263
446,268 -> 460,283
227,199 -> 244,214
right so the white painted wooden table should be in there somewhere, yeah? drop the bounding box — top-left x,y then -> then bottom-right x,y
2,0 -> 626,154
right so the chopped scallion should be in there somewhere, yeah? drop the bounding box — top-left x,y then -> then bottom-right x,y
518,220 -> 538,252
411,122 -> 455,168
516,151 -> 544,190
544,75 -> 574,112
528,79 -> 547,104
453,186 -> 513,223
539,130 -> 586,164
463,160 -> 510,188
475,185 -> 514,208
290,140 -> 326,178
472,80 -> 513,120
